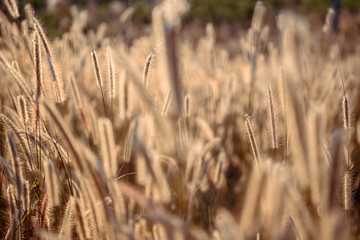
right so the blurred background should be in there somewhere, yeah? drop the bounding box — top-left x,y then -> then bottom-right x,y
2,0 -> 360,42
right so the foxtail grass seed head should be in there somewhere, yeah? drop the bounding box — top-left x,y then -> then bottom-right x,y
0,1 -> 360,239
143,51 -> 154,90
251,1 -> 265,32
33,31 -> 42,102
344,171 -> 353,211
4,0 -> 19,19
245,114 -> 260,166
34,17 -> 64,103
342,95 -> 350,129
25,4 -> 35,25
17,95 -> 28,123
23,180 -> 30,212
107,46 -> 115,99
322,8 -> 335,33
6,184 -> 18,240
33,31 -> 42,133
33,18 -> 52,58
91,51 -> 103,87
266,82 -> 278,149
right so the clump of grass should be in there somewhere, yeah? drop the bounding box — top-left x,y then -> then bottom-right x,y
0,1 -> 359,239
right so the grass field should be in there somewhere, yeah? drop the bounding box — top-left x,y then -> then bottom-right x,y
0,0 -> 360,239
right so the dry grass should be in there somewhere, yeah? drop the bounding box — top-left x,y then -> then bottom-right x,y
0,1 -> 360,239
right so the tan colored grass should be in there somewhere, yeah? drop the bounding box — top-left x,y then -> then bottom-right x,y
0,1 -> 359,239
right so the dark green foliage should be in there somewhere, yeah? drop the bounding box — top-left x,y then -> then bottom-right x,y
133,1 -> 153,23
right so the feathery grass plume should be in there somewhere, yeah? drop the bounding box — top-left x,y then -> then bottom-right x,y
91,50 -> 107,117
343,171 -> 353,211
60,197 -> 74,237
98,118 -> 117,178
107,47 -> 115,117
342,95 -> 350,130
33,17 -> 64,104
33,31 -> 42,133
7,133 -> 24,200
251,1 -> 265,32
266,82 -> 278,149
5,185 -> 19,240
0,114 -> 33,170
339,69 -> 352,204
152,0 -> 188,116
22,180 -> 30,212
322,8 -> 335,33
245,114 -> 260,167
3,0 -> 19,19
143,50 -> 155,90
39,193 -> 48,227
24,4 -> 34,25
184,94 -> 191,118
17,95 -> 28,124
73,197 -> 89,239
91,51 -> 103,87
0,52 -> 34,98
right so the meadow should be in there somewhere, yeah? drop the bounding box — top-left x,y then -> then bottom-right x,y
0,0 -> 360,239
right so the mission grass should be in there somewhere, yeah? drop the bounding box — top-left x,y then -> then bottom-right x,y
0,1 -> 359,240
